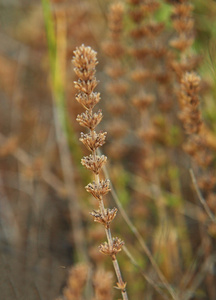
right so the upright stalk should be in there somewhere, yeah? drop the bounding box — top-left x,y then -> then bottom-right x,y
72,44 -> 128,300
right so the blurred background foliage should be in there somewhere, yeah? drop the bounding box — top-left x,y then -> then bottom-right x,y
0,0 -> 216,299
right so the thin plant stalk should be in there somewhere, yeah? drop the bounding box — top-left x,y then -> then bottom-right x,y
101,157 -> 178,300
190,169 -> 216,223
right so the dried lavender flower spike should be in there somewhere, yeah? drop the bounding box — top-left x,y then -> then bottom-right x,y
72,44 -> 128,300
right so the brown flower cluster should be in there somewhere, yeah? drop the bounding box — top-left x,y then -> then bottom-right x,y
170,1 -> 194,52
169,0 -> 200,79
127,0 -> 164,175
58,264 -> 114,300
179,72 -> 211,167
179,71 -> 216,233
103,2 -> 129,160
72,45 -> 127,299
179,72 -> 202,135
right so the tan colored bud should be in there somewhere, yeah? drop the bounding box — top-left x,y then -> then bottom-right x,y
80,131 -> 107,151
90,208 -> 118,228
85,179 -> 111,200
75,92 -> 100,110
81,154 -> 107,174
99,237 -> 124,257
76,110 -> 103,130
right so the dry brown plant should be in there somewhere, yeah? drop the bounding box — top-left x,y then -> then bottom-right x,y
72,44 -> 128,300
103,2 -> 129,160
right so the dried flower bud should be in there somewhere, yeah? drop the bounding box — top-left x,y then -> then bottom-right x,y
99,237 -> 124,257
72,44 -> 98,80
74,77 -> 98,95
85,179 -> 111,200
76,110 -> 103,130
75,92 -> 100,110
90,208 -> 118,228
80,131 -> 107,151
181,72 -> 201,94
81,154 -> 107,174
179,72 -> 202,135
115,281 -> 127,291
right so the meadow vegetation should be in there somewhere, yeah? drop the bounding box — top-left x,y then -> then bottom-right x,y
0,0 -> 216,299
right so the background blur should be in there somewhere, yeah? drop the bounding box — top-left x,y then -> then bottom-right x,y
0,0 -> 216,299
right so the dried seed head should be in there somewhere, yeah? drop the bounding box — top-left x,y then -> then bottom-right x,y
74,77 -> 98,95
115,281 -> 127,291
90,208 -> 118,228
181,72 -> 201,94
80,131 -> 107,152
99,237 -> 124,257
81,154 -> 107,174
76,110 -> 103,130
85,179 -> 111,200
75,92 -> 100,110
179,72 -> 202,135
72,44 -> 98,81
